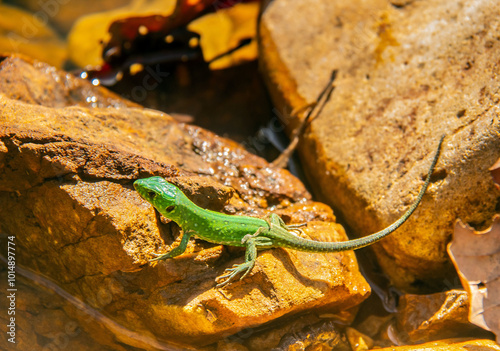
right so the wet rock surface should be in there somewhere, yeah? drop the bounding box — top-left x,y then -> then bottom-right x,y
260,0 -> 500,292
0,55 -> 370,349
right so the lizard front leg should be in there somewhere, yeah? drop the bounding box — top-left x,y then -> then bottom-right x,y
150,230 -> 193,262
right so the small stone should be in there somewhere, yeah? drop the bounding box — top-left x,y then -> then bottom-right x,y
346,327 -> 374,351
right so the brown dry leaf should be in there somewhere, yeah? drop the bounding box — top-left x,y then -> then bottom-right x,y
490,158 -> 500,190
67,0 -> 177,67
68,0 -> 258,71
188,2 -> 259,69
0,4 -> 67,67
447,215 -> 500,341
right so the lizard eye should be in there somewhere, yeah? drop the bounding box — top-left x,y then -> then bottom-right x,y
147,191 -> 156,198
165,205 -> 175,213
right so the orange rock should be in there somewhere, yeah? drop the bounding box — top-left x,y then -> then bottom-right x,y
346,327 -> 374,351
0,55 -> 370,348
244,314 -> 352,351
395,290 -> 490,343
374,338 -> 500,350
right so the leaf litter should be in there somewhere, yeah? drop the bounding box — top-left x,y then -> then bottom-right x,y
448,215 -> 500,341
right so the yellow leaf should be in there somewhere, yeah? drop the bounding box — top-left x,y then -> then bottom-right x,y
188,2 -> 259,70
67,0 -> 176,68
0,4 -> 67,67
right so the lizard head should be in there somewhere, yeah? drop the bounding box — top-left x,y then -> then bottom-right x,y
134,176 -> 179,216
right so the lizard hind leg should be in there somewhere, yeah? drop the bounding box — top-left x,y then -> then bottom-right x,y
264,213 -> 287,228
216,237 -> 257,288
286,223 -> 307,230
265,213 -> 307,236
216,236 -> 273,288
285,223 -> 307,237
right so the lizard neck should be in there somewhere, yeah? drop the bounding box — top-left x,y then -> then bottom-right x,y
155,189 -> 194,226
162,190 -> 228,231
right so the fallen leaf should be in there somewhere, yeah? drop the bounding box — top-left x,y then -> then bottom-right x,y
447,215 -> 500,341
188,2 -> 259,69
67,0 -> 178,68
0,4 -> 67,67
70,0 -> 259,81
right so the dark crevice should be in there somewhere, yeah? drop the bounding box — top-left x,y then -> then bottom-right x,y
456,109 -> 466,118
429,168 -> 448,183
494,197 -> 500,212
390,3 -> 407,9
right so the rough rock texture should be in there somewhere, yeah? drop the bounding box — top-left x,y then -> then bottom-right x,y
375,339 -> 500,351
230,312 -> 355,350
395,290 -> 491,343
346,327 -> 374,351
0,266 -> 166,351
0,55 -> 370,349
260,0 -> 500,291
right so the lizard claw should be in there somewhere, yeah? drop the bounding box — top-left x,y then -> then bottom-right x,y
215,262 -> 253,288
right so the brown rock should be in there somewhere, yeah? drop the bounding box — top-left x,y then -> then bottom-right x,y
275,320 -> 351,351
217,340 -> 249,351
243,314 -> 352,351
260,0 -> 500,292
395,290 -> 491,343
0,268 -> 132,351
355,314 -> 394,342
374,338 -> 500,350
0,55 -> 370,348
0,53 -> 135,110
346,327 -> 374,351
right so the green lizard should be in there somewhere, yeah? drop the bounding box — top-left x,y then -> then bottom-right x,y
134,136 -> 444,288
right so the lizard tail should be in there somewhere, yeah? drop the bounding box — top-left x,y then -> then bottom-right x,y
280,135 -> 445,253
